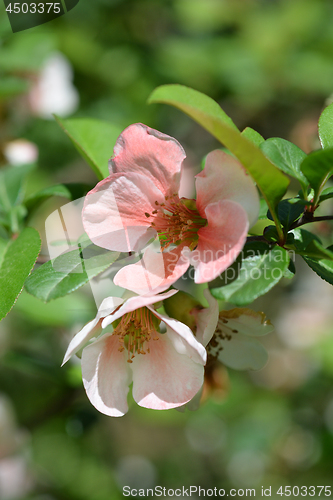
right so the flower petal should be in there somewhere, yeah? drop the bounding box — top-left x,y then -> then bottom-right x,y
192,200 -> 249,283
62,296 -> 124,365
82,334 -> 132,417
150,307 -> 207,365
219,308 -> 274,337
110,123 -> 185,196
211,333 -> 268,371
196,150 -> 260,227
83,172 -> 164,252
101,289 -> 178,329
131,333 -> 204,410
192,289 -> 219,346
114,244 -> 190,295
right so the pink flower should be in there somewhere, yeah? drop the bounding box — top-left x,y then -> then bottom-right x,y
62,290 -> 207,417
83,123 -> 259,294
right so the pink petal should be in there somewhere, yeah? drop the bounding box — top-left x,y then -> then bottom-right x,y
192,289 -> 219,346
62,296 -> 124,365
82,172 -> 164,252
82,334 -> 132,417
131,333 -> 204,410
111,123 -> 185,196
192,200 -> 249,283
101,289 -> 178,329
196,150 -> 260,227
114,244 -> 190,295
151,307 -> 207,365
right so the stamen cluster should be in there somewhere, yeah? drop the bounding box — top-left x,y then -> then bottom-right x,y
112,307 -> 160,363
145,194 -> 207,251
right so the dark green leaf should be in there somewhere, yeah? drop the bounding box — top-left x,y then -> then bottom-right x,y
300,148 -> 333,203
260,137 -> 308,194
25,183 -> 91,212
209,243 -> 290,306
303,255 -> 333,285
25,245 -> 119,302
267,198 -> 305,230
0,228 -> 41,321
318,186 -> 333,204
318,102 -> 333,149
292,229 -> 333,260
54,116 -> 123,180
148,85 -> 289,236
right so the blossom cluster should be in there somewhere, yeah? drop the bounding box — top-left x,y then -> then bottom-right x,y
62,123 -> 273,416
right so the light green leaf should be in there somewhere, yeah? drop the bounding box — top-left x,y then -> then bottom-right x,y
258,198 -> 269,220
318,102 -> 333,149
54,116 -> 123,180
25,245 -> 119,302
148,85 -> 289,238
241,127 -> 265,147
260,137 -> 308,195
0,228 -> 41,321
300,148 -> 333,204
209,243 -> 290,306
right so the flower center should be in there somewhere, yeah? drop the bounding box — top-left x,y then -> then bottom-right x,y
145,194 -> 207,251
112,307 -> 161,363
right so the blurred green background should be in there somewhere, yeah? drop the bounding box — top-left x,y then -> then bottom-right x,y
1,0 -> 333,498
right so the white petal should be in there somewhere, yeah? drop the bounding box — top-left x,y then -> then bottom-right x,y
62,296 -> 124,365
151,308 -> 207,365
212,334 -> 268,371
82,335 -> 132,417
101,289 -> 178,329
132,333 -> 204,410
219,308 -> 274,337
194,289 -> 219,346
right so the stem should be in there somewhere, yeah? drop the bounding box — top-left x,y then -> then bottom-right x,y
289,214 -> 333,230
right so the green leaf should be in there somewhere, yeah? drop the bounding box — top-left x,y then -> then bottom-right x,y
0,76 -> 29,99
241,127 -> 265,147
148,85 -> 289,238
54,116 -> 123,180
209,243 -> 290,306
267,198 -> 305,230
25,245 -> 119,302
318,185 -> 333,204
303,251 -> 333,286
318,102 -> 333,149
292,229 -> 333,260
258,198 -> 269,220
0,164 -> 35,212
260,138 -> 308,194
300,148 -> 333,204
0,228 -> 41,321
25,183 -> 91,212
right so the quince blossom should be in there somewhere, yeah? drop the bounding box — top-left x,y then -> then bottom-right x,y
193,296 -> 274,371
62,290 -> 207,417
83,123 -> 260,294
